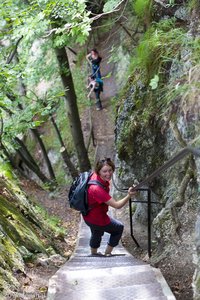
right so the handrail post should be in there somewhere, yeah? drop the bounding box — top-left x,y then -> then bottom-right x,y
129,198 -> 140,247
91,126 -> 96,147
147,189 -> 152,258
129,198 -> 133,237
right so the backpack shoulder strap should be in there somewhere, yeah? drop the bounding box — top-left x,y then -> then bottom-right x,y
88,180 -> 107,190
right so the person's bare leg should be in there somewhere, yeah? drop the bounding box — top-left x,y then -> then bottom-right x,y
105,245 -> 113,255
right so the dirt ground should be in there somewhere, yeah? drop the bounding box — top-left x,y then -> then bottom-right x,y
14,179 -> 80,300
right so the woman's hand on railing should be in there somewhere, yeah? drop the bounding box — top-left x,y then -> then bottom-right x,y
128,187 -> 137,197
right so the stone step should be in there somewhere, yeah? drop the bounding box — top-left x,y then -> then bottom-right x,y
48,264 -> 175,300
49,286 -> 170,300
66,255 -> 146,270
47,221 -> 176,300
48,278 -> 171,300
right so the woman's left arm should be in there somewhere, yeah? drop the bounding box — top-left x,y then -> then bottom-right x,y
105,187 -> 136,209
87,82 -> 95,98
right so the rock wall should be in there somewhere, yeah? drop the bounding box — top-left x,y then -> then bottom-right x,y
0,168 -> 60,297
113,1 -> 200,298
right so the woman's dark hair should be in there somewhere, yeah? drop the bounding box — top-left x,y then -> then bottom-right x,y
95,158 -> 115,174
91,48 -> 99,55
91,49 -> 102,60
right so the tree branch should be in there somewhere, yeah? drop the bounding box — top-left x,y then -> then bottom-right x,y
43,0 -> 127,38
6,36 -> 23,64
0,116 -> 3,141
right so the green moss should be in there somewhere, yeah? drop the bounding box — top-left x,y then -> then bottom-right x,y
188,0 -> 200,11
133,0 -> 151,17
34,204 -> 66,236
0,163 -> 14,180
72,61 -> 90,110
0,267 -> 20,292
0,195 -> 46,252
56,100 -> 74,153
116,79 -> 157,134
1,237 -> 24,269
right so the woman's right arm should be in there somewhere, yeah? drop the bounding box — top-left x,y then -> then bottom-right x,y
86,53 -> 92,64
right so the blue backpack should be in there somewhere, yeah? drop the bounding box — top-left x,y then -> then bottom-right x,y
68,171 -> 106,216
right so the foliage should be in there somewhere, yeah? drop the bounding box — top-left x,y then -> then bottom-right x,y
189,36 -> 200,63
187,0 -> 200,11
40,0 -> 92,47
103,0 -> 123,12
149,36 -> 200,115
133,0 -> 151,18
149,74 -> 159,90
115,6 -> 200,165
0,0 -> 96,182
129,18 -> 186,80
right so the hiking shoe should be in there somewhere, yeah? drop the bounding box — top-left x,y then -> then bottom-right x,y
90,252 -> 104,257
104,253 -> 114,257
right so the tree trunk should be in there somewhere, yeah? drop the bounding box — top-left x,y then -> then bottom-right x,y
15,137 -> 38,168
31,128 -> 57,182
15,139 -> 51,185
54,47 -> 91,172
50,115 -> 78,178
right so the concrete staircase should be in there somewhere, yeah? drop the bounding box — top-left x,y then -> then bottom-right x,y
47,220 -> 176,300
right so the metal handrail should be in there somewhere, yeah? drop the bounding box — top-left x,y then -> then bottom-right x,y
131,146 -> 200,191
112,147 -> 200,192
112,147 -> 200,257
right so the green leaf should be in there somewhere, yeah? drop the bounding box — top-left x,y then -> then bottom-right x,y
103,0 -> 122,13
149,75 -> 159,90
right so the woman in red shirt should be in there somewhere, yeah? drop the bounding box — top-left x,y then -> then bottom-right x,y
83,158 -> 136,256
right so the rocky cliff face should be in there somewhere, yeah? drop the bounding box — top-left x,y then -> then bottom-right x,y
114,1 -> 200,298
0,168 -> 61,298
